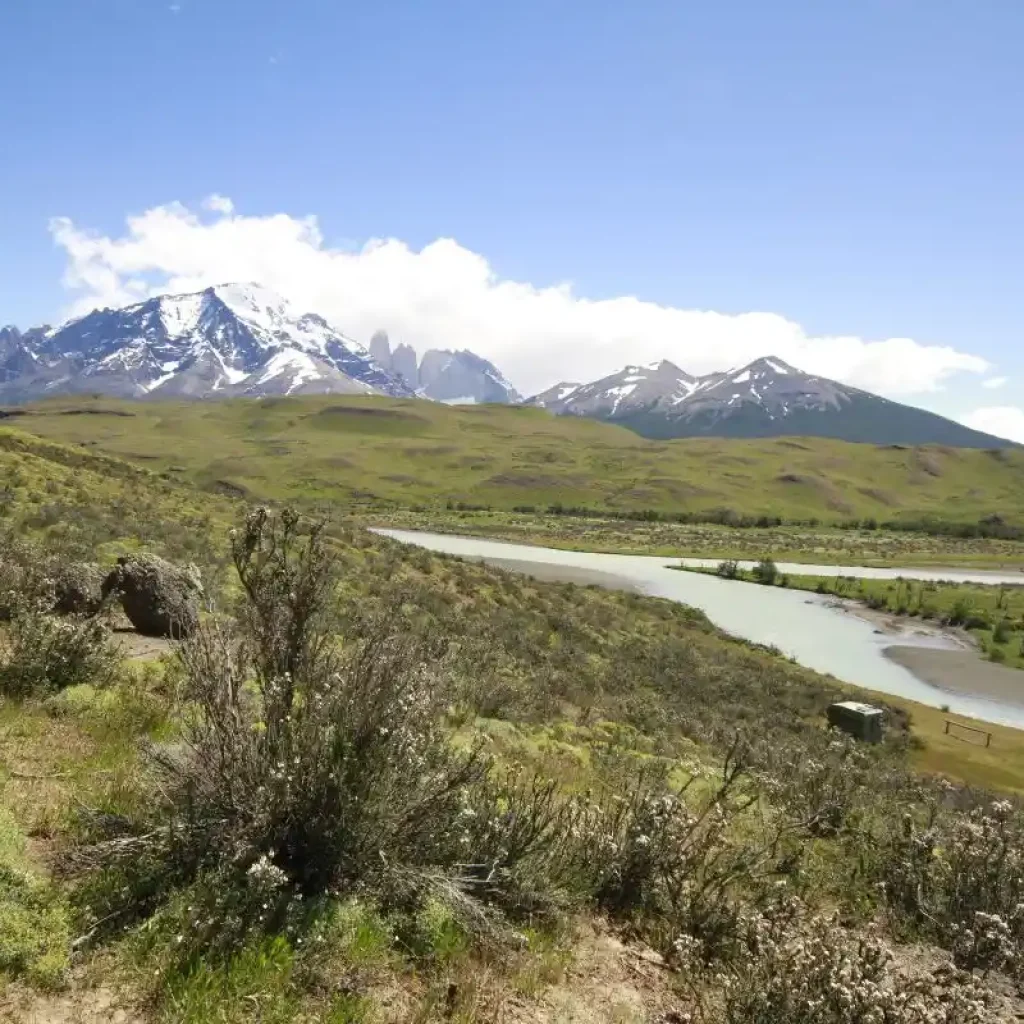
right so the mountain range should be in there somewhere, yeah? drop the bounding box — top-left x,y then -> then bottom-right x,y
0,285 -> 1011,449
0,284 -> 513,406
529,356 -> 1014,449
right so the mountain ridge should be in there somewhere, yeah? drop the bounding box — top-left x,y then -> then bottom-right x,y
0,284 -> 412,401
2,286 -> 1011,450
529,355 -> 1014,450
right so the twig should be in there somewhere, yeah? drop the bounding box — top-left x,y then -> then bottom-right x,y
9,770 -> 69,780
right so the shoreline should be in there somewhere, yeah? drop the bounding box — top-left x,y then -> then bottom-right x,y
884,646 -> 1024,708
470,556 -> 642,592
819,596 -> 1024,710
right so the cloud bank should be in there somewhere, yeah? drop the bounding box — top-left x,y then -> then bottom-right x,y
50,196 -> 990,398
960,407 -> 1024,445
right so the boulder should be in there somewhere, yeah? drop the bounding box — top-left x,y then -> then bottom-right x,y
101,555 -> 202,638
49,561 -> 105,615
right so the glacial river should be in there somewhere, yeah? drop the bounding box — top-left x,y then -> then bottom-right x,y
375,529 -> 1024,729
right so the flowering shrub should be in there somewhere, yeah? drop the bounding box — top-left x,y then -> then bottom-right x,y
879,800 -> 1024,988
678,898 -> 993,1024
71,509 -> 583,953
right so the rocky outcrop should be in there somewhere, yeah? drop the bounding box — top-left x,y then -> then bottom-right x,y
417,349 -> 520,403
369,330 -> 420,389
101,555 -> 202,638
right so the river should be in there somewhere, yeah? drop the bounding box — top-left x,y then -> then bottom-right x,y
375,529 -> 1024,729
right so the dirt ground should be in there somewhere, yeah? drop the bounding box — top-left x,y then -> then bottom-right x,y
110,627 -> 174,663
0,924 -> 688,1024
0,984 -> 146,1024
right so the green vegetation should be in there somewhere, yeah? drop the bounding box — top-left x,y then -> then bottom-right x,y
0,807 -> 70,990
7,395 -> 1024,535
1,428 -> 1023,1019
707,563 -> 1024,670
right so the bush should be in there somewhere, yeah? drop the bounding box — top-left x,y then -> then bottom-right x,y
717,560 -> 740,580
751,558 -> 779,586
72,509 -> 576,955
993,619 -> 1012,645
0,606 -> 117,699
691,898 -> 992,1024
879,800 -> 1024,987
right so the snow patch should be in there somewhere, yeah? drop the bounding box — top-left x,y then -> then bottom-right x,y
256,349 -> 322,393
733,370 -> 751,384
158,293 -> 204,338
146,368 -> 179,392
441,396 -> 478,405
765,359 -> 790,375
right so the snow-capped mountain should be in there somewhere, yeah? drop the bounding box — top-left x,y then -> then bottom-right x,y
531,356 -> 1015,449
0,284 -> 413,401
370,332 -> 520,404
530,360 -> 699,417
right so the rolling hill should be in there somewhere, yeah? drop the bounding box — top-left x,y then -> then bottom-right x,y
4,394 -> 1024,525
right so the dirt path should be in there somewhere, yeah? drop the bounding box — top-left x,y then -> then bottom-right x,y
0,985 -> 148,1024
110,628 -> 174,663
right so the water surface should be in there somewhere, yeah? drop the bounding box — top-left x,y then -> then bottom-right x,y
376,529 -> 1024,729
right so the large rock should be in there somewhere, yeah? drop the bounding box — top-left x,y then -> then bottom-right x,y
101,555 -> 202,638
49,561 -> 105,615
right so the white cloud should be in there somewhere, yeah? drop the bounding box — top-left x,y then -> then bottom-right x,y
982,376 -> 1008,389
959,407 -> 1024,444
48,196 -> 990,398
202,194 -> 234,215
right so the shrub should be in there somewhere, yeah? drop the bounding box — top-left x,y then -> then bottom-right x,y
879,800 -> 1024,987
993,619 -> 1012,645
0,605 -> 117,699
71,509 -> 573,955
692,899 -> 992,1024
717,560 -> 740,580
751,558 -> 779,586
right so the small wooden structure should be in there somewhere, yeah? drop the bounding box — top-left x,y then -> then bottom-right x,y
827,701 -> 884,743
944,719 -> 992,747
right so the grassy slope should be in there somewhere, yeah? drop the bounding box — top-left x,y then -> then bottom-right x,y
6,395 -> 1024,524
0,427 -> 236,564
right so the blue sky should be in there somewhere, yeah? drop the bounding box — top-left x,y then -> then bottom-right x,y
1,0 -> 1022,433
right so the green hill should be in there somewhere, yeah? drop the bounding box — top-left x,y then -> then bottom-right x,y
5,395 -> 1024,525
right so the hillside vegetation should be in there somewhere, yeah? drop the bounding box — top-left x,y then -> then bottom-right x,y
5,395 -> 1024,526
1,432 -> 1023,1020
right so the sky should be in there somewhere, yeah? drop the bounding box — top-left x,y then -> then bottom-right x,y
1,0 -> 1023,438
